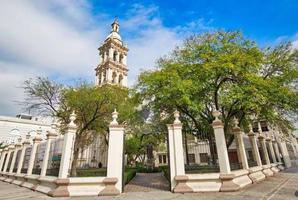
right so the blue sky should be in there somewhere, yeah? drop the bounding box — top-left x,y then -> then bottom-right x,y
91,0 -> 298,45
0,0 -> 297,118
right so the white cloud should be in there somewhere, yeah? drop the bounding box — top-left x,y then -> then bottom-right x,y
0,1 -> 212,116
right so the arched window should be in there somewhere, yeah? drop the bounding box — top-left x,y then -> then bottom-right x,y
119,54 -> 123,63
118,74 -> 123,85
113,51 -> 118,62
112,72 -> 117,83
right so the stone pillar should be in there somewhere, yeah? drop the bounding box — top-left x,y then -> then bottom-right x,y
109,48 -> 114,59
0,149 -> 2,170
273,141 -> 281,163
9,137 -> 22,173
3,143 -> 15,172
122,55 -> 127,65
40,123 -> 58,177
274,129 -> 291,168
105,109 -> 124,194
259,136 -> 270,165
167,111 -> 190,193
279,140 -> 291,168
232,118 -> 249,169
212,110 -> 231,174
268,140 -> 277,163
247,124 -> 262,166
27,129 -> 43,175
0,148 -> 7,172
48,113 -> 76,197
17,134 -> 31,174
58,112 -> 77,178
257,122 -> 270,165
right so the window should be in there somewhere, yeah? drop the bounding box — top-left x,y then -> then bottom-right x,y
112,72 -> 117,83
188,154 -> 196,163
118,75 -> 123,85
158,155 -> 162,164
163,155 -> 167,164
199,153 -> 208,163
119,54 -> 123,63
113,51 -> 118,61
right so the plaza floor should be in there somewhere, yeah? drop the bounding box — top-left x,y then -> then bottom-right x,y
0,168 -> 297,200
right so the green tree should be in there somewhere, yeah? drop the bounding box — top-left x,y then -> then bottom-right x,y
136,31 -> 298,150
22,77 -> 134,176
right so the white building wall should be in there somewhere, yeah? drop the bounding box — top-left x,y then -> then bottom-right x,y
0,115 -> 51,143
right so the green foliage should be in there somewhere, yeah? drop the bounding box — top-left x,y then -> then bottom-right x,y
136,31 -> 298,142
124,168 -> 137,184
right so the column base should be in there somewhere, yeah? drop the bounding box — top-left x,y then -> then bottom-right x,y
48,178 -> 70,197
262,165 -> 274,177
173,176 -> 193,193
248,166 -> 266,183
98,178 -> 120,196
219,174 -> 240,192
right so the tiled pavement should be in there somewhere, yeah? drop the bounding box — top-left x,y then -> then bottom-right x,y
124,172 -> 169,192
0,168 -> 297,199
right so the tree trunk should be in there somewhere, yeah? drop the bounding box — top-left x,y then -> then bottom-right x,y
70,146 -> 80,177
184,130 -> 189,165
208,137 -> 217,165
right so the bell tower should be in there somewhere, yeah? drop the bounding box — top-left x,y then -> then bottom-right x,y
95,19 -> 129,87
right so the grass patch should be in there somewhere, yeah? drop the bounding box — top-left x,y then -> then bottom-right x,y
75,168 -> 107,177
124,168 -> 137,184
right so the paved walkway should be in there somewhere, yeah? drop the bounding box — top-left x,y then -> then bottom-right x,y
124,172 -> 169,192
0,168 -> 297,200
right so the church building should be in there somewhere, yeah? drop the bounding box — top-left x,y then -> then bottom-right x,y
95,19 -> 128,87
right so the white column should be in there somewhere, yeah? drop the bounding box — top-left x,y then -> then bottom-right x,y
259,136 -> 270,165
0,149 -> 2,170
274,130 -> 291,168
17,134 -> 31,174
122,55 -> 127,65
106,110 -> 125,193
27,129 -> 42,175
58,112 -> 77,178
167,111 -> 185,190
257,122 -> 270,165
232,118 -> 249,169
0,148 -> 7,172
273,141 -> 281,163
268,140 -> 277,163
212,110 -> 231,174
3,143 -> 15,172
247,125 -> 262,166
40,123 -> 58,177
109,48 -> 114,59
9,137 -> 22,173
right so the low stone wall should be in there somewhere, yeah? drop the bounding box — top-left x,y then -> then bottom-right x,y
174,163 -> 284,193
0,172 -> 119,197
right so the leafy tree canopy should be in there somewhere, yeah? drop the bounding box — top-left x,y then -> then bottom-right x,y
136,31 -> 298,142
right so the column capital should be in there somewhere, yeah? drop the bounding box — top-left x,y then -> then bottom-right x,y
247,131 -> 256,137
258,134 -> 265,140
212,110 -> 224,128
8,143 -> 15,150
46,131 -> 58,139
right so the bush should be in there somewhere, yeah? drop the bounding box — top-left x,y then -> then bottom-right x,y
75,168 -> 107,177
124,168 -> 137,184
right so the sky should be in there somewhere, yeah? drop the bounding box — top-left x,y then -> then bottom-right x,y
0,0 -> 297,121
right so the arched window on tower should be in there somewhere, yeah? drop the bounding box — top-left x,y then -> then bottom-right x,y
119,54 -> 123,63
118,74 -> 123,85
112,72 -> 117,83
103,71 -> 106,82
113,51 -> 118,62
